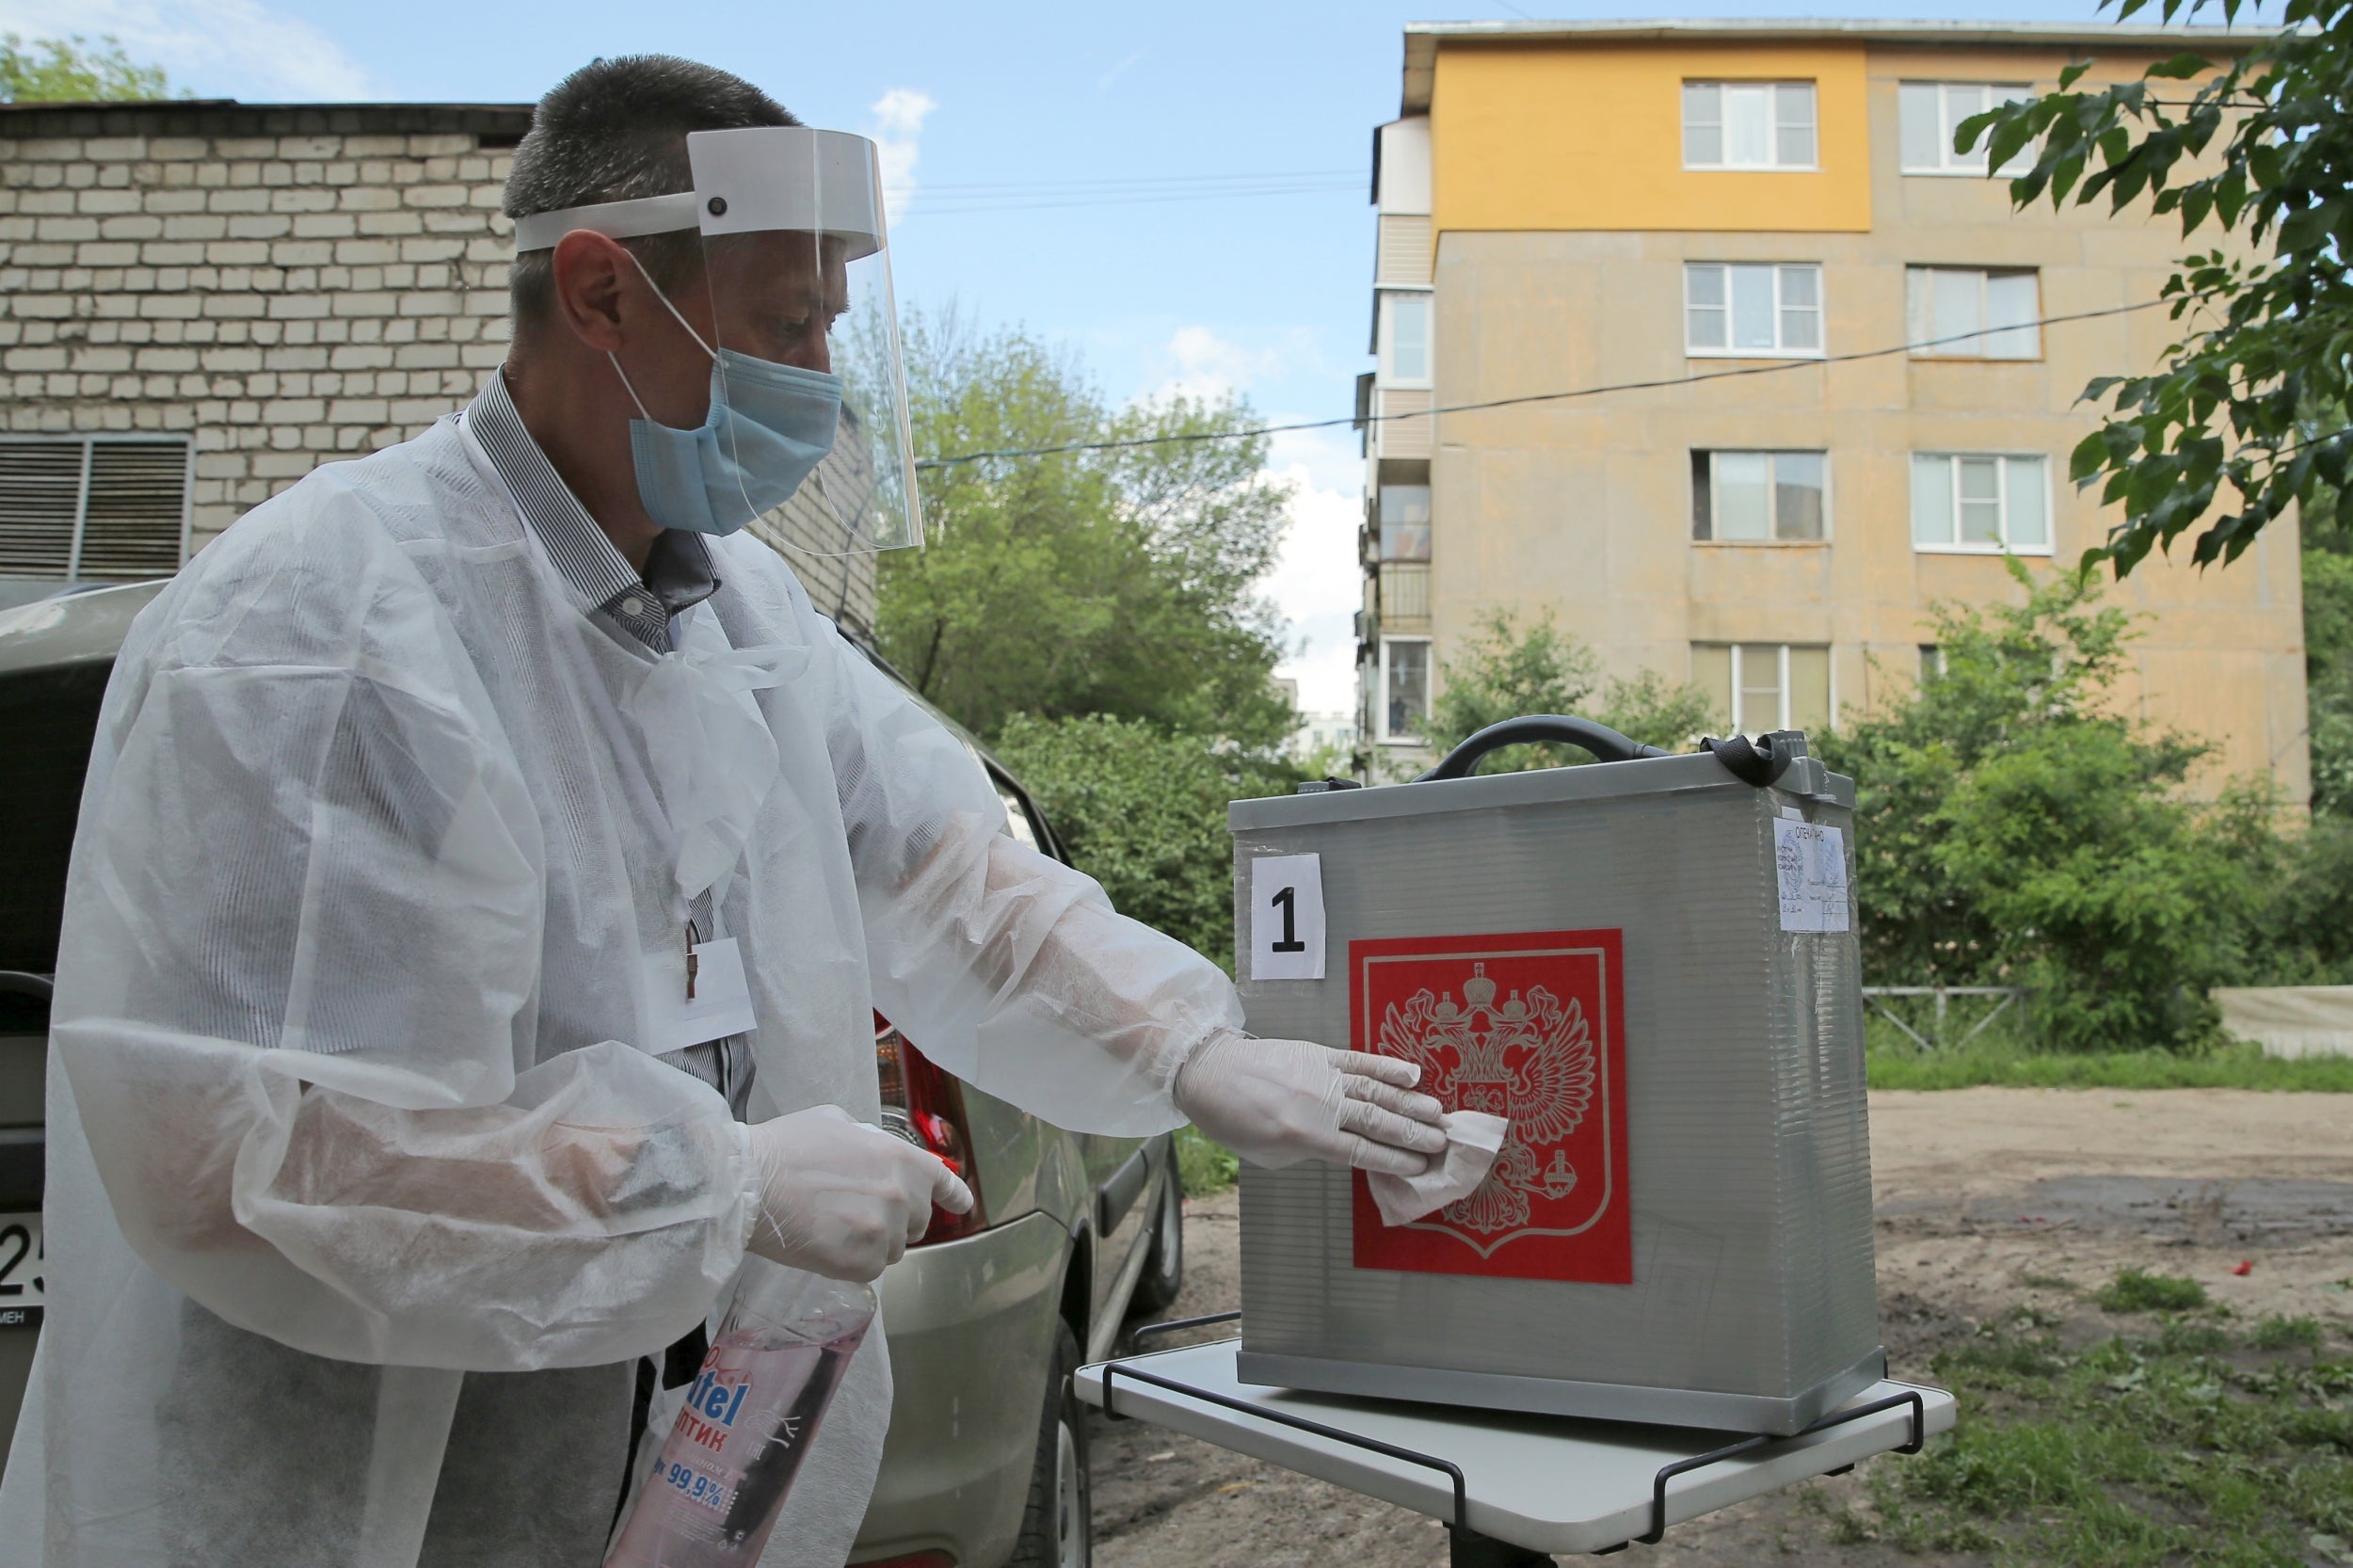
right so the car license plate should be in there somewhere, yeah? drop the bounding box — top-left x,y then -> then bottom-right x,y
0,1215 -> 40,1329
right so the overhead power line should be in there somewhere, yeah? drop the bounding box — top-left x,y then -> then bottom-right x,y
897,168 -> 1365,217
911,296 -> 2179,471
920,168 -> 1361,196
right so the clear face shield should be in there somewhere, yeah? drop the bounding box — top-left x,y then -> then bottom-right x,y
514,125 -> 921,553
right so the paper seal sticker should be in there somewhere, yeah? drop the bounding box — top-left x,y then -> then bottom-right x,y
1249,854 -> 1326,981
1349,929 -> 1632,1285
1774,818 -> 1851,933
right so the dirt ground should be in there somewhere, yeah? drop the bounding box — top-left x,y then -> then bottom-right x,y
1094,1089 -> 2353,1568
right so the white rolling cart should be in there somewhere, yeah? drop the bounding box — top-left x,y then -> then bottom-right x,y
1080,1313 -> 1954,1565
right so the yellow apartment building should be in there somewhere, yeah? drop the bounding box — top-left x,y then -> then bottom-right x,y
1354,18 -> 2309,805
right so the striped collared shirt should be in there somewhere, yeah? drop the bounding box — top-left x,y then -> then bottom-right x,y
465,368 -> 720,654
463,370 -> 752,1117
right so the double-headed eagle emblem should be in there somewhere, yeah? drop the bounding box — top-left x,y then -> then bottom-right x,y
1378,962 -> 1596,1236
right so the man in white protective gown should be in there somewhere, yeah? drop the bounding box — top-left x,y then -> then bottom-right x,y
0,56 -> 1449,1568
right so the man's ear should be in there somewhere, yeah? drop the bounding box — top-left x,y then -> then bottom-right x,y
551,231 -> 633,354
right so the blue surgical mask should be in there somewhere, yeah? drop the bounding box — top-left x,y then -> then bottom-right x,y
609,262 -> 843,537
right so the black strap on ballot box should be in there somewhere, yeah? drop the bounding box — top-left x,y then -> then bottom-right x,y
1097,1315 -> 1928,1562
1403,713 -> 1802,790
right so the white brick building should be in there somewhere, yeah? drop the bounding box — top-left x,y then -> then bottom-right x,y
0,99 -> 875,632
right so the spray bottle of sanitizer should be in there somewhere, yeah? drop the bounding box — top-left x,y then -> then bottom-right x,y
605,1262 -> 876,1568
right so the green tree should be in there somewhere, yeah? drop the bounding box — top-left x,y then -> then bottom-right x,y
1423,608 -> 1714,772
1964,0 -> 2353,574
0,34 -> 168,103
876,310 -> 1291,750
2298,496 -> 2353,814
990,713 -> 1295,969
2245,811 -> 2353,981
1817,560 -> 2274,1050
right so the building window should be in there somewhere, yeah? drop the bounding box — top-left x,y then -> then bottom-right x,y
1685,263 -> 1822,357
1898,82 -> 2034,176
1683,81 -> 1817,170
1919,644 -> 1945,680
1378,483 -> 1432,561
1690,643 -> 1832,734
1691,450 -> 1827,542
1912,453 -> 2050,553
1907,267 -> 2040,359
0,437 -> 189,580
1381,637 -> 1431,743
1379,291 -> 1432,387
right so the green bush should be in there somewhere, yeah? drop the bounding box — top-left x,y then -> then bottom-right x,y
1817,561 -> 2279,1052
990,712 -> 1296,971
2095,1269 -> 2209,1314
1174,1126 -> 1239,1197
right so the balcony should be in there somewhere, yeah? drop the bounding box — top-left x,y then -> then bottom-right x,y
1369,387 -> 1433,460
1379,561 -> 1431,627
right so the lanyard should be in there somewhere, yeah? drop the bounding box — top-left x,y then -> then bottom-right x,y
456,413 -> 698,947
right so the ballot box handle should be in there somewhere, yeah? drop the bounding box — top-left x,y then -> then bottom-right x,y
1696,729 -> 1802,789
1414,715 -> 1672,783
1626,1387 -> 1927,1549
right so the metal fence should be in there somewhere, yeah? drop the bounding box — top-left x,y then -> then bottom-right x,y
1859,985 -> 2027,1051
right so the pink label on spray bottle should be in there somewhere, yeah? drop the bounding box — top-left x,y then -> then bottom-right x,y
604,1320 -> 869,1568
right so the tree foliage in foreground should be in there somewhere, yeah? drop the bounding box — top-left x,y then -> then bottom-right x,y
1964,0 -> 2353,574
876,310 -> 1292,752
0,34 -> 168,103
1422,609 -> 1715,773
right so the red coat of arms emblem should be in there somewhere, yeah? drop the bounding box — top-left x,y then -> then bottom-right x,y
1350,930 -> 1631,1283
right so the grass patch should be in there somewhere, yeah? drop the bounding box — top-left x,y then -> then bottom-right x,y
1877,1312 -> 2353,1566
1865,1032 -> 2353,1092
1174,1125 -> 1239,1197
2251,1315 -> 2325,1354
2096,1268 -> 2210,1314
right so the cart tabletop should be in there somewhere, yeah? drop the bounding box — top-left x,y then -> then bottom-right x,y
1077,1340 -> 1954,1558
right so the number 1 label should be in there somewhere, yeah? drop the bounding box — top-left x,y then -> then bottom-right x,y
1250,854 -> 1326,981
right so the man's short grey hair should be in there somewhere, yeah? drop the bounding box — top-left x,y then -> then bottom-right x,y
504,56 -> 798,325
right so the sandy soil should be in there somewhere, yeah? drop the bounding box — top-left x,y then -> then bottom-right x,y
1092,1089 -> 2353,1568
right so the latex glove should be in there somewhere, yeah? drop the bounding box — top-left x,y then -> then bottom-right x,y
744,1105 -> 973,1282
1172,1030 -> 1448,1176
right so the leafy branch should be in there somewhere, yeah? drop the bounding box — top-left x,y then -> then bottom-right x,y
1960,0 -> 2353,574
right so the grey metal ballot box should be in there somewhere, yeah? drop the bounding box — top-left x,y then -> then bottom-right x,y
1228,722 -> 1881,1435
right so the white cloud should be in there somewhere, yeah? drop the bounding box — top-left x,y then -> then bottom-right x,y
0,0 -> 368,99
1262,426 -> 1365,716
1153,324 -> 1283,404
867,87 -> 936,227
1146,323 -> 1334,408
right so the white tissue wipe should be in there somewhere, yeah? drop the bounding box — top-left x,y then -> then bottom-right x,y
1367,1111 -> 1510,1226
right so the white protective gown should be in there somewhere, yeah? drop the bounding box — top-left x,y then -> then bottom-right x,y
0,409 -> 1241,1568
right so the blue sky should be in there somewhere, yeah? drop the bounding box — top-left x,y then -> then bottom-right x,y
3,0 -> 2130,709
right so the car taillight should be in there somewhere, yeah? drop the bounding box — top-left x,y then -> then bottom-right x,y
874,1012 -> 985,1245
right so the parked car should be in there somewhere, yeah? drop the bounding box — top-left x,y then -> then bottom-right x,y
0,580 -> 1184,1568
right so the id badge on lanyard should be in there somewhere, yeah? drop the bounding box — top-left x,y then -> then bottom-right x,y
459,417 -> 768,1058
654,931 -> 755,1050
